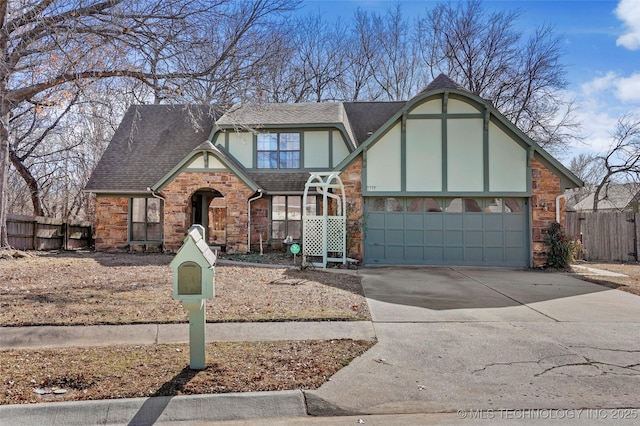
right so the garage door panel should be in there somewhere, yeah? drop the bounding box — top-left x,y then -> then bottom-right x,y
445,247 -> 464,261
504,214 -> 524,229
446,230 -> 463,245
405,230 -> 424,245
484,215 -> 503,230
445,214 -> 463,228
484,247 -> 504,263
505,230 -> 525,246
387,229 -> 404,245
368,213 -> 385,228
405,214 -> 423,229
506,247 -> 526,262
465,215 -> 483,228
386,214 -> 404,229
485,231 -> 503,247
425,214 -> 444,228
386,245 -> 405,260
425,230 -> 444,244
425,247 -> 444,262
367,229 -> 385,244
367,245 -> 385,260
405,246 -> 424,261
465,230 -> 483,246
466,247 -> 484,262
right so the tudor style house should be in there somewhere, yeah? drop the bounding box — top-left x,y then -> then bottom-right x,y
85,74 -> 582,267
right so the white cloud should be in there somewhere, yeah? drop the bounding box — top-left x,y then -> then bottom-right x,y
569,73 -> 640,156
616,0 -> 640,49
580,72 -> 617,98
615,73 -> 640,101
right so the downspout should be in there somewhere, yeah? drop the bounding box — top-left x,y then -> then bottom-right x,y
247,189 -> 263,253
556,187 -> 587,223
555,193 -> 566,224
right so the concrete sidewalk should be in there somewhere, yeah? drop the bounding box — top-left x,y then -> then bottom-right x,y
0,321 -> 376,349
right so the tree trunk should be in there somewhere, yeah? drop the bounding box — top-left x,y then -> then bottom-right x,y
0,117 -> 10,248
9,149 -> 43,216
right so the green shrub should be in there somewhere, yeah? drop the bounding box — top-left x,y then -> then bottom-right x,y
544,222 -> 577,269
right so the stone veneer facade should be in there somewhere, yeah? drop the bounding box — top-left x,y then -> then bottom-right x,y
530,157 -> 564,267
94,196 -> 129,251
160,171 -> 255,253
340,156 -> 364,260
93,154 -> 565,267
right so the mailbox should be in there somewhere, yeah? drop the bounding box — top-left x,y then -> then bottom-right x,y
169,225 -> 216,301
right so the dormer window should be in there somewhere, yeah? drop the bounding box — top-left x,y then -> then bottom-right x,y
257,133 -> 300,169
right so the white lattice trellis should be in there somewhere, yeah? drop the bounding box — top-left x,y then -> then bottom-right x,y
302,173 -> 346,268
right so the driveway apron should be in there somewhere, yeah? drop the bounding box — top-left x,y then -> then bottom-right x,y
306,267 -> 640,415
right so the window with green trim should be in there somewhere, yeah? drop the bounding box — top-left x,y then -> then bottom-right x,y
257,133 -> 300,168
130,198 -> 162,242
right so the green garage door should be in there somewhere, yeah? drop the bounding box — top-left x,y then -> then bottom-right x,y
364,197 -> 529,267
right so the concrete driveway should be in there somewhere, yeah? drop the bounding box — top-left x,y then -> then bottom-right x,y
306,267 -> 640,415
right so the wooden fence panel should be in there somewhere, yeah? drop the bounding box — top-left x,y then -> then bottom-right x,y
7,214 -> 93,251
566,211 -> 637,262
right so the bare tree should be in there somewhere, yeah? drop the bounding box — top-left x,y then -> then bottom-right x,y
370,5 -> 424,101
334,9 -> 383,101
569,153 -> 604,186
0,0 -> 299,247
591,114 -> 640,211
419,0 -> 579,151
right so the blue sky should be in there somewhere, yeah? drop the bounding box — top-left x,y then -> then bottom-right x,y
302,0 -> 640,165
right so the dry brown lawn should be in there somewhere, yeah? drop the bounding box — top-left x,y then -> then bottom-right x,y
571,262 -> 640,296
0,251 -> 370,326
0,250 -> 374,405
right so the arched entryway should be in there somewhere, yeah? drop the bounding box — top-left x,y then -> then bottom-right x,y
190,188 -> 226,248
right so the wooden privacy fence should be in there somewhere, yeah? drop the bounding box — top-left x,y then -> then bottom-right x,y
565,211 -> 639,262
7,214 -> 93,251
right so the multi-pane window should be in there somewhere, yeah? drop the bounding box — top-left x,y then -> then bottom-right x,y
257,133 -> 300,169
271,195 -> 317,240
130,198 -> 161,242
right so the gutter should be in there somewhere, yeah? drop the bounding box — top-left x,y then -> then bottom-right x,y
247,189 -> 264,253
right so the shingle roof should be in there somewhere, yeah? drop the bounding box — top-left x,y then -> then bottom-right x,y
569,183 -> 640,211
247,172 -> 312,193
85,104 -> 220,192
342,101 -> 405,145
420,73 -> 467,93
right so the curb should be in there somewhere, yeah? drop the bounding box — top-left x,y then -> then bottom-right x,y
0,390 -> 307,426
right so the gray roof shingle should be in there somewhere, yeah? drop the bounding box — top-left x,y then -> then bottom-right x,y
85,104 -> 220,192
342,101 -> 405,145
247,172 -> 313,193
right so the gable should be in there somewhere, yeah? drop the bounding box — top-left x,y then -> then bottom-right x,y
339,87 -> 581,195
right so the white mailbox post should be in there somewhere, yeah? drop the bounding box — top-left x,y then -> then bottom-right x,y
169,225 -> 216,370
